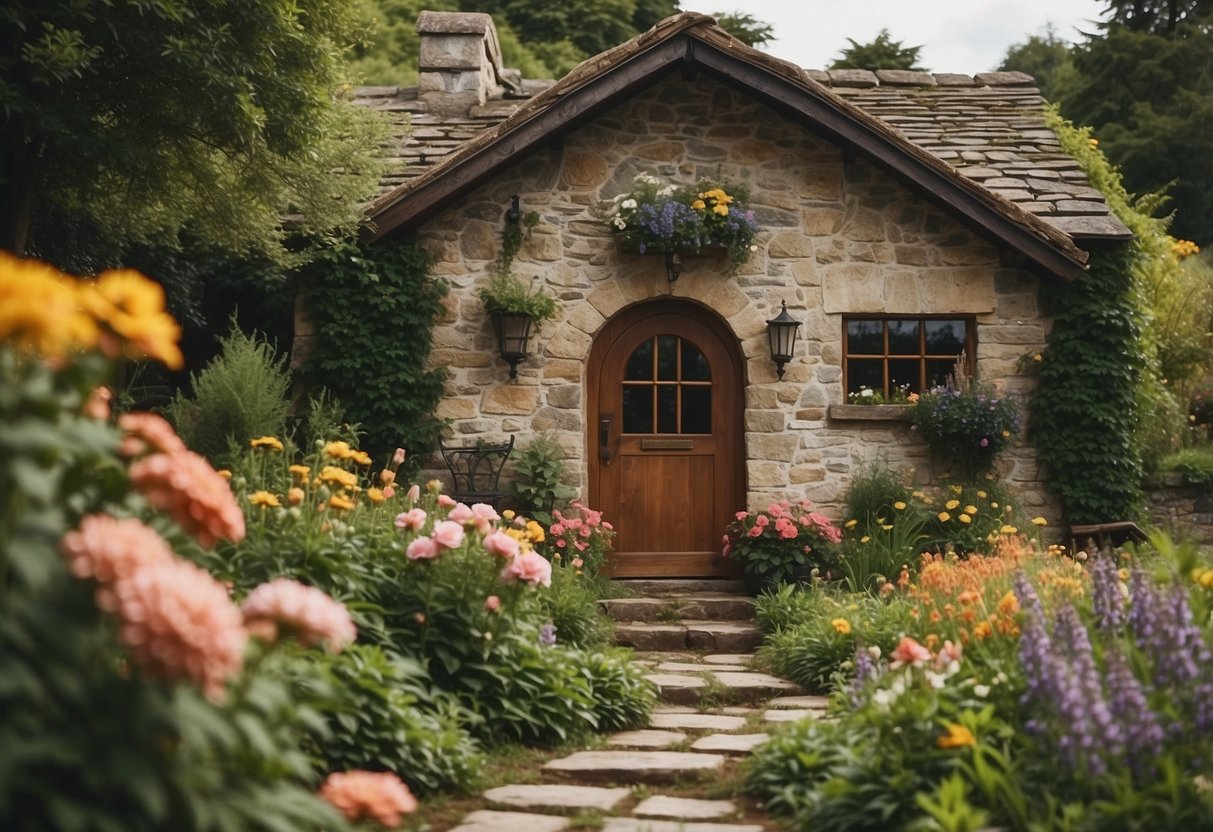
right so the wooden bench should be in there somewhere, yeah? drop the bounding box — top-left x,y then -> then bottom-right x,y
1069,520 -> 1147,554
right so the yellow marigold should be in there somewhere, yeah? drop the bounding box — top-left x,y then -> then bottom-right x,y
964,505 -> 978,515
937,723 -> 976,749
319,466 -> 358,488
323,441 -> 353,459
82,268 -> 184,368
945,499 -> 960,510
366,487 -> 387,504
691,198 -> 706,210
502,509 -> 516,520
976,490 -> 987,498
831,618 -> 851,635
845,519 -> 858,528
349,450 -> 373,466
1172,239 -> 1200,258
1000,524 -> 1018,534
249,491 -> 281,508
1031,516 -> 1048,526
526,520 -> 546,543
217,469 -> 233,481
329,494 -> 355,511
289,464 -> 312,481
880,524 -> 893,531
250,436 -> 284,452
713,202 -> 729,216
0,252 -> 99,358
860,535 -> 871,543
938,511 -> 951,522
893,501 -> 907,511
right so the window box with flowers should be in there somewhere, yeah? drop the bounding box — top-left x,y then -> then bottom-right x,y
608,172 -> 760,269
721,500 -> 842,594
909,362 -> 1020,480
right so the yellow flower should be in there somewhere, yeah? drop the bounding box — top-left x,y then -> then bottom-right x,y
860,535 -> 871,543
349,450 -> 373,466
0,253 -> 100,358
713,203 -> 729,216
366,487 -> 387,504
946,499 -> 960,510
249,491 -> 281,508
938,511 -> 951,522
990,502 -> 999,509
1031,517 -> 1048,526
831,618 -> 852,635
958,514 -> 972,524
82,268 -> 184,368
319,466 -> 358,489
949,485 -> 963,494
217,469 -> 233,481
526,520 -> 546,543
972,621 -> 993,640
691,198 -> 706,210
964,505 -> 978,515
289,464 -> 312,481
323,440 -> 352,459
329,494 -> 355,511
937,723 -> 976,749
1001,430 -> 1011,438
288,487 -> 305,505
1000,524 -> 1018,535
893,501 -> 907,511
250,436 -> 284,452
502,509 -> 516,520
881,524 -> 894,531
1088,137 -> 1099,147
976,490 -> 987,499
845,519 -> 858,528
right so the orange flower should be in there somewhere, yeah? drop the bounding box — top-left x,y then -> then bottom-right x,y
937,723 -> 976,749
972,620 -> 993,640
831,618 -> 851,635
288,487 -> 305,505
319,771 -> 417,827
82,268 -> 184,368
366,487 -> 387,504
249,491 -> 281,508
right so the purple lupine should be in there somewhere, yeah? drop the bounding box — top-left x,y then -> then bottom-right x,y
1104,646 -> 1164,779
848,646 -> 880,708
1054,605 -> 1121,775
1156,584 -> 1207,687
1090,553 -> 1126,632
1014,571 -> 1045,622
538,623 -> 557,647
1127,569 -> 1161,654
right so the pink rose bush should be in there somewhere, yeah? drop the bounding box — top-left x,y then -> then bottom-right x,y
545,501 -> 616,576
500,551 -> 553,587
241,578 -> 357,651
722,499 -> 842,585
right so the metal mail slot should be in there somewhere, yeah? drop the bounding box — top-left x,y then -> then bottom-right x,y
640,438 -> 693,450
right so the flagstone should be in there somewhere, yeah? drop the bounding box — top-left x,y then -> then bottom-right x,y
708,671 -> 802,700
645,672 -> 707,705
768,694 -> 831,709
655,662 -> 748,673
543,750 -> 726,783
450,810 -> 570,832
602,819 -> 764,832
702,654 -> 755,665
689,733 -> 770,754
607,729 -> 687,749
634,795 -> 738,819
482,784 -> 631,812
763,708 -> 818,722
648,712 -> 748,731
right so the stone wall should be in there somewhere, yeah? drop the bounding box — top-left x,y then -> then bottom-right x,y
1146,476 -> 1213,545
415,74 -> 1060,522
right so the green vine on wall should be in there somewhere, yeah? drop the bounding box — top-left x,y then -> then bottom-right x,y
297,241 -> 447,477
1031,109 -> 1148,523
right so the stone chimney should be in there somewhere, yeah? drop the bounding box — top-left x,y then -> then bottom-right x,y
417,11 -> 517,115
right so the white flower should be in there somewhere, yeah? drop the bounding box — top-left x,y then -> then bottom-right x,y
634,173 -> 659,185
620,198 -> 637,210
867,645 -> 882,659
750,244 -> 758,251
859,388 -> 875,398
612,217 -> 627,230
974,684 -> 991,698
657,185 -> 675,197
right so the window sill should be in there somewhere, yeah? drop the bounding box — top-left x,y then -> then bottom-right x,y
829,404 -> 914,421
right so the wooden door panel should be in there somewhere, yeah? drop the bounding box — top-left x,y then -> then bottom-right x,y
614,454 -> 715,553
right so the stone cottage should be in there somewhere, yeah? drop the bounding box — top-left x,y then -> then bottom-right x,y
350,11 -> 1131,576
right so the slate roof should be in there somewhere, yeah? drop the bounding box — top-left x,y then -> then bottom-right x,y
355,13 -> 1130,272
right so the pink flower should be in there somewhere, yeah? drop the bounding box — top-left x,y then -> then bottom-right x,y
117,412 -> 186,457
755,514 -> 770,527
574,540 -> 587,551
447,503 -> 473,524
405,484 -> 420,506
767,502 -> 785,517
571,557 -> 583,568
395,508 -> 427,532
128,450 -> 245,548
471,503 -> 500,524
60,514 -> 175,591
241,579 -> 356,652
484,530 -> 520,559
391,448 -> 407,468
747,525 -> 763,538
891,636 -> 932,666
735,510 -> 748,520
551,523 -> 566,537
319,770 -> 418,827
431,520 -> 465,550
484,595 -> 501,613
108,557 -> 247,702
383,486 -> 395,499
85,385 -> 113,420
935,639 -> 964,668
406,537 -> 440,560
602,521 -> 613,530
500,551 -> 552,587
437,494 -> 456,508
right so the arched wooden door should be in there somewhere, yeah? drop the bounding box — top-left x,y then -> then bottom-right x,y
589,300 -> 744,577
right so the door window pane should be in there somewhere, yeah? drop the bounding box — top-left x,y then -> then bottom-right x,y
622,386 -> 652,433
625,338 -> 653,380
656,335 -> 678,381
682,387 -> 712,433
657,386 -> 678,433
887,320 -> 920,354
681,340 -> 711,382
847,319 -> 884,354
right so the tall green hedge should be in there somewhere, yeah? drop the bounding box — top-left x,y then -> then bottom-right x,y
298,242 -> 447,475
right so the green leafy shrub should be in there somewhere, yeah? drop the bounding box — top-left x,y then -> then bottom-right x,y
578,650 -> 656,733
1158,447 -> 1213,488
477,270 -> 559,323
165,320 -> 291,465
506,433 -> 577,523
540,567 -> 614,649
843,460 -> 914,532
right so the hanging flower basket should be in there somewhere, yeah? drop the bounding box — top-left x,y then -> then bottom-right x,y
607,173 -> 760,268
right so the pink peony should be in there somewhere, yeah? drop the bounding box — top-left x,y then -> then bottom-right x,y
108,557 -> 247,702
117,412 -> 187,457
471,502 -> 500,524
935,640 -> 964,668
59,514 -> 175,592
484,595 -> 501,613
394,508 -> 427,532
891,636 -> 933,666
500,551 -> 552,587
484,530 -> 520,559
319,770 -> 418,827
436,494 -> 456,508
447,503 -> 473,524
128,450 -> 245,547
406,537 -> 440,560
431,520 -> 465,550
241,578 -> 356,652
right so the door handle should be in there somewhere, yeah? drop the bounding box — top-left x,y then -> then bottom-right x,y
599,412 -> 615,465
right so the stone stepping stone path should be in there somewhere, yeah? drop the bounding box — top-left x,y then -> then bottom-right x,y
440,579 -> 825,831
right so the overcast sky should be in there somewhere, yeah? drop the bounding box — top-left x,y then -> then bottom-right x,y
712,0 -> 1109,75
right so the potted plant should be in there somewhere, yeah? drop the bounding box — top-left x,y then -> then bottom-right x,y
607,172 -> 760,268
910,358 -> 1020,479
721,500 -> 842,594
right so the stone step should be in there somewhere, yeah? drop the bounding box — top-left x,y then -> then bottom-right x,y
603,820 -> 764,832
543,750 -> 726,784
644,673 -> 707,706
689,733 -> 770,755
612,579 -> 748,596
613,621 -> 763,653
607,729 -> 687,749
451,810 -> 570,832
648,712 -> 749,732
634,795 -> 738,820
482,784 -> 631,813
599,596 -> 756,623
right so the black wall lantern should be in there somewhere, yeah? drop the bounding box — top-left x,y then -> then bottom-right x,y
766,301 -> 801,380
664,251 -> 683,282
492,311 -> 533,379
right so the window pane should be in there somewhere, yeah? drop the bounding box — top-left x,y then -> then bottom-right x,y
887,320 -> 920,355
888,359 -> 920,395
926,359 -> 958,390
847,320 -> 884,355
681,340 -> 711,381
622,385 -> 652,433
848,359 -> 883,395
657,385 -> 677,433
682,387 -> 712,433
656,335 -> 678,380
925,320 -> 966,355
625,338 -> 653,380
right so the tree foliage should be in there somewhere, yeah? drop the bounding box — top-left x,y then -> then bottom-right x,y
997,24 -> 1077,101
1101,0 -> 1213,33
0,0 -> 388,264
710,12 -> 776,47
829,28 -> 927,71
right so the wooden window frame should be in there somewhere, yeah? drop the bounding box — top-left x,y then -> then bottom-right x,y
842,315 -> 975,399
621,334 -> 712,435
